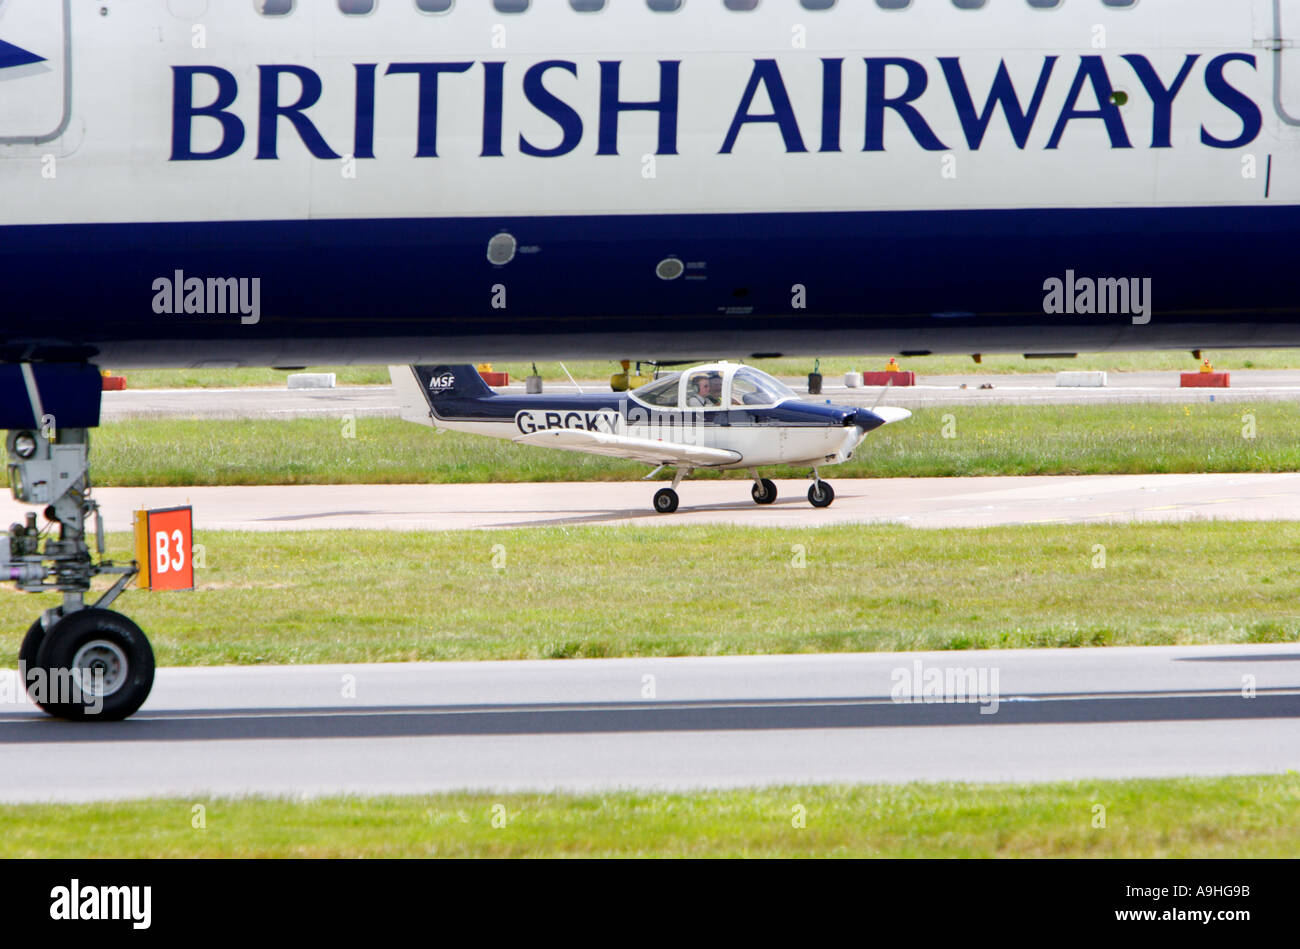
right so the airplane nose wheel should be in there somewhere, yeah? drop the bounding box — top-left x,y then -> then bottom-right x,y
808,480 -> 835,508
653,487 -> 680,514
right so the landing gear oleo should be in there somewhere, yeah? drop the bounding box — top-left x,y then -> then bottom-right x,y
2,364 -> 162,722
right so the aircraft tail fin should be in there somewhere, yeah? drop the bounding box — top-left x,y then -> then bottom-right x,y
388,364 -> 497,426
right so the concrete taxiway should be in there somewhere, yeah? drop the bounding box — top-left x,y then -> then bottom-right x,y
5,472 -> 1299,532
0,645 -> 1295,801
99,369 -> 1300,421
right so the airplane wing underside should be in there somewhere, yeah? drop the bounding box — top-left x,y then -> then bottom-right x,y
512,430 -> 743,468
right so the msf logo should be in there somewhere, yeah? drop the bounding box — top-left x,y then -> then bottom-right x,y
426,371 -> 456,392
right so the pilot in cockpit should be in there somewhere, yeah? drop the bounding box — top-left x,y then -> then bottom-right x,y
687,372 -> 723,407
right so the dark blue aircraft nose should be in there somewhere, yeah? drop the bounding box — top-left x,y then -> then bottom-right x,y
847,409 -> 884,431
847,407 -> 912,431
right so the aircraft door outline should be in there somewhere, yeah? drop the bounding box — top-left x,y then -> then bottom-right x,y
1270,0 -> 1300,125
0,0 -> 71,145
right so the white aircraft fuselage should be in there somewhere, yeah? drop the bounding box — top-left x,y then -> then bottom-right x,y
1,0 -> 1297,366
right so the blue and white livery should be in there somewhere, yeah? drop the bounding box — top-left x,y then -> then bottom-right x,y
2,0 -> 1300,364
391,362 -> 910,511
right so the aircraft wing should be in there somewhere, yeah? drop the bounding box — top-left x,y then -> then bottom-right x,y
513,430 -> 742,467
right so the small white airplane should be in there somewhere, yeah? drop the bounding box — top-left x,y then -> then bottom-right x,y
391,362 -> 910,512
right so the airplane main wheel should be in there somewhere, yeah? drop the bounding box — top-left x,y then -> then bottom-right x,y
33,608 -> 155,721
18,616 -> 49,673
752,478 -> 777,505
653,488 -> 680,514
808,481 -> 835,508
18,614 -> 56,712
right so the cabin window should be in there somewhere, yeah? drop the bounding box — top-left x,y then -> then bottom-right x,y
339,0 -> 376,14
875,0 -> 909,9
731,368 -> 795,407
1101,0 -> 1137,6
1026,0 -> 1061,8
952,0 -> 985,8
647,0 -> 684,12
724,0 -> 759,10
685,371 -> 725,409
415,0 -> 452,12
493,0 -> 529,13
255,0 -> 293,16
633,373 -> 683,408
570,0 -> 606,9
799,0 -> 835,9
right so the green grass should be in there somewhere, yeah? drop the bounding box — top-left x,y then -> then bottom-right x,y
110,349 -> 1300,389
5,522 -> 1297,667
2,775 -> 1295,857
119,366 -> 391,388
92,402 -> 1300,486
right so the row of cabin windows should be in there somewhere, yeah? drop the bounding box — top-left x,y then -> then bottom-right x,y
258,1 -> 1140,17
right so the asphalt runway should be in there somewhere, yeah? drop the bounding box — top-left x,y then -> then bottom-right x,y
1,645 -> 1295,801
99,369 -> 1300,420
5,473 -> 1298,532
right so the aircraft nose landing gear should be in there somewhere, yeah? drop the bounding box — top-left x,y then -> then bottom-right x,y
3,427 -> 153,721
808,469 -> 835,508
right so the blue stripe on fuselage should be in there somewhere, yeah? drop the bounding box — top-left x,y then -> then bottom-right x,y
6,203 -> 1300,365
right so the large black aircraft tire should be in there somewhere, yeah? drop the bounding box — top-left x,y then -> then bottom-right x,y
18,617 -> 47,675
34,609 -> 155,722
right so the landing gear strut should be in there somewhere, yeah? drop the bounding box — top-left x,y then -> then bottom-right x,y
808,469 -> 835,508
750,469 -> 777,505
652,467 -> 689,514
3,428 -> 153,720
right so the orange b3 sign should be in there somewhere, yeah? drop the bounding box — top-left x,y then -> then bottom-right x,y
133,506 -> 194,591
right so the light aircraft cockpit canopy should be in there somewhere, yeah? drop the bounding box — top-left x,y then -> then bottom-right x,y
629,363 -> 796,411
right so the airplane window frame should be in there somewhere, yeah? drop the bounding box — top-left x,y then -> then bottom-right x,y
729,373 -> 768,408
731,367 -> 794,407
683,370 -> 726,411
629,373 -> 683,409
